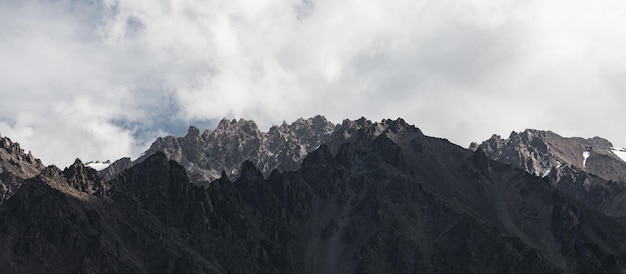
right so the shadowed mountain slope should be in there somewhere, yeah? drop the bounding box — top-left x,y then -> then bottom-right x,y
1,120 -> 626,273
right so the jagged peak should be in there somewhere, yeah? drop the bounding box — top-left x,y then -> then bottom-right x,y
238,160 -> 264,181
381,118 -> 423,135
73,158 -> 84,166
291,115 -> 329,125
0,135 -> 45,169
341,117 -> 370,127
1,135 -> 22,153
215,118 -> 259,133
220,170 -> 229,180
506,129 -> 561,141
186,125 -> 201,138
38,165 -> 63,180
310,114 -> 328,123
302,144 -> 335,167
202,129 -> 211,138
468,142 -> 480,151
216,118 -> 234,130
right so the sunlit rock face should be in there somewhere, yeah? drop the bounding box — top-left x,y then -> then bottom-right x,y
0,134 -> 45,204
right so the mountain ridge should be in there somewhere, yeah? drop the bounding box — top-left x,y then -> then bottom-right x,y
102,115 -> 375,184
473,128 -> 626,218
2,118 -> 626,272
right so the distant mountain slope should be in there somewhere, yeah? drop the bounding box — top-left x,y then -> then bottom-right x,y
2,119 -> 626,273
0,134 -> 45,204
473,129 -> 626,217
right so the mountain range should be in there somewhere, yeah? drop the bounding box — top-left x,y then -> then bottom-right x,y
1,117 -> 626,273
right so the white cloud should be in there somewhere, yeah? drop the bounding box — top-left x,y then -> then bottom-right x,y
2,0 -> 626,166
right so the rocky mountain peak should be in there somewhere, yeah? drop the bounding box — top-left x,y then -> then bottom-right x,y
477,129 -> 625,178
114,116 -> 345,184
0,135 -> 44,167
474,128 -> 626,217
185,125 -> 201,138
72,158 -> 84,166
38,165 -> 63,181
340,116 -> 371,129
381,118 -> 423,136
63,158 -> 107,195
0,134 -> 45,204
215,118 -> 260,134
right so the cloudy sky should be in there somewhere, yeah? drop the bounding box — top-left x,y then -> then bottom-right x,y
1,0 -> 626,166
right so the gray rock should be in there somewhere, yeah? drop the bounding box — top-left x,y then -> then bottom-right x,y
0,135 -> 45,204
474,129 -> 626,217
104,115 -> 352,185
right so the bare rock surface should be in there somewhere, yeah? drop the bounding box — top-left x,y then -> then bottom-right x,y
474,129 -> 626,217
105,115 -> 361,185
0,134 -> 45,204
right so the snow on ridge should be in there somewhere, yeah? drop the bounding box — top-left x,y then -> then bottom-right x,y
86,161 -> 111,171
611,147 -> 626,162
582,151 -> 590,168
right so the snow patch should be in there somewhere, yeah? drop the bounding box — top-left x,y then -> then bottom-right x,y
611,147 -> 626,162
86,161 -> 111,171
582,151 -> 590,168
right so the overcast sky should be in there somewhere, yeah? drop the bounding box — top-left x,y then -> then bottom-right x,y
1,0 -> 626,166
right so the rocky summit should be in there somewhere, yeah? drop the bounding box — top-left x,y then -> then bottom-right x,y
473,129 -> 626,218
0,134 -> 45,204
1,118 -> 626,273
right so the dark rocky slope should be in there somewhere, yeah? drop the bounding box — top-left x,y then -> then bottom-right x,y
473,129 -> 626,218
1,120 -> 626,273
0,134 -> 45,204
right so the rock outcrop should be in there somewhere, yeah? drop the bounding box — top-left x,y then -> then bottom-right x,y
0,134 -> 45,204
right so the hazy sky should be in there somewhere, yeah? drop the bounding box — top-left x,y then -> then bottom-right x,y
2,0 -> 626,166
